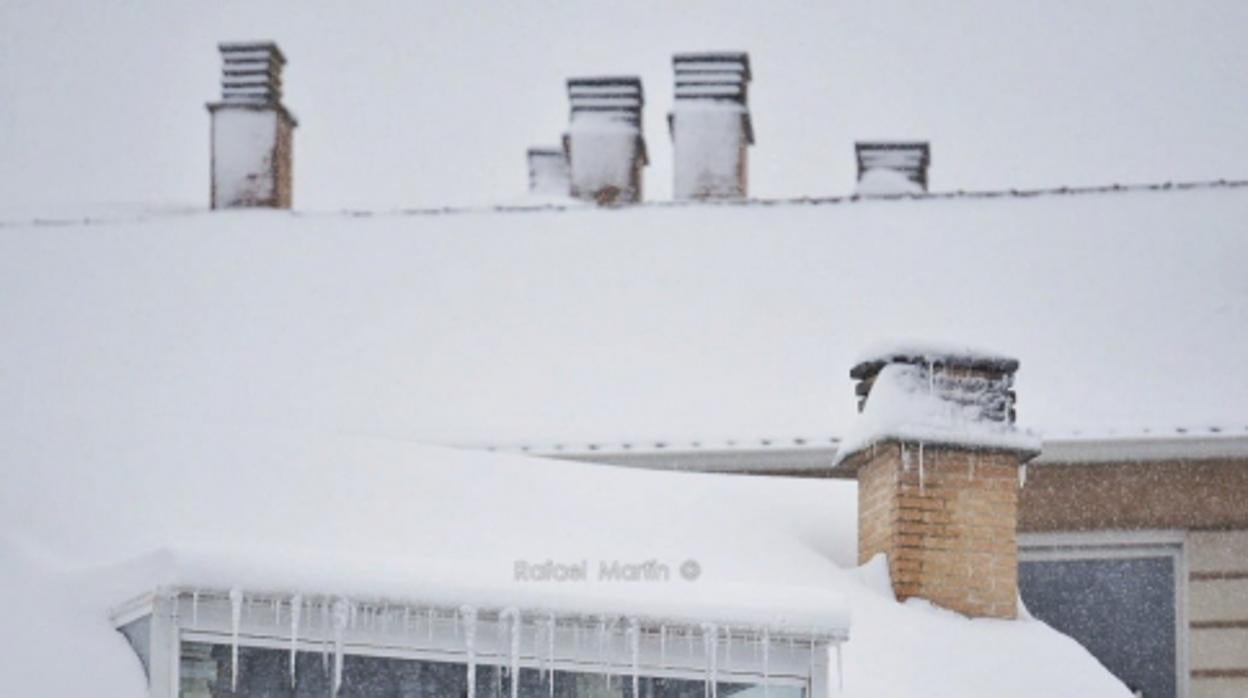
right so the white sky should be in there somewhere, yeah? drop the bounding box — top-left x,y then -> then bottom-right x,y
2,0 -> 1246,210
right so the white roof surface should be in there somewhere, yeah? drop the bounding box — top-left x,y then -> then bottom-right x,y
1,182 -> 1245,449
3,182 -> 1238,697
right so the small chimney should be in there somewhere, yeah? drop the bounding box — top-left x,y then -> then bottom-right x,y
526,147 -> 570,196
565,77 -> 647,205
834,345 -> 1040,619
855,142 -> 930,194
669,52 -> 754,200
206,41 -> 298,209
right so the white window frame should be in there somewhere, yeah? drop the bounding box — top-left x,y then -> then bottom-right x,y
114,588 -> 841,697
1019,530 -> 1188,698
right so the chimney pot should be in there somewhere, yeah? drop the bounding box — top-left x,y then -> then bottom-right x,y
526,147 -> 570,197
565,76 -> 647,205
207,41 -> 297,209
670,52 -> 753,200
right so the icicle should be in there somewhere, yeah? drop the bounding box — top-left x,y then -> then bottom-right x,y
321,600 -> 330,673
274,598 -> 282,626
454,606 -> 461,639
686,625 -> 695,656
461,606 -> 478,698
701,623 -> 718,698
229,588 -> 243,691
290,594 -> 303,687
403,607 -> 411,635
598,617 -> 608,669
835,642 -> 844,693
191,590 -> 199,626
761,628 -> 770,698
919,441 -> 926,494
1019,463 -> 1028,487
659,625 -> 667,669
724,626 -> 732,668
547,614 -> 556,693
628,618 -> 641,698
427,608 -> 436,640
808,638 -> 816,689
507,610 -> 521,698
331,598 -> 350,696
901,443 -> 911,472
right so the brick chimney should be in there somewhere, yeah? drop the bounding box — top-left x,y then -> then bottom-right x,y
855,142 -> 930,193
669,52 -> 754,200
565,77 -> 647,205
834,346 -> 1040,619
206,41 -> 297,209
526,147 -> 570,196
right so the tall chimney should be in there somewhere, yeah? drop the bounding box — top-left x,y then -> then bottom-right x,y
834,346 -> 1040,619
565,77 -> 647,205
206,41 -> 297,209
669,52 -> 753,200
855,142 -> 930,194
526,147 -> 570,197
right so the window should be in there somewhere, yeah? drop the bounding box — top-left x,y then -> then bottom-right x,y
180,641 -> 804,697
114,589 -> 836,698
1020,532 -> 1186,698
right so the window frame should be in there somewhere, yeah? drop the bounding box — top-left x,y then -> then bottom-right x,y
1019,529 -> 1188,698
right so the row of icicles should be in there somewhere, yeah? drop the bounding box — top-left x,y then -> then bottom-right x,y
209,589 -> 823,697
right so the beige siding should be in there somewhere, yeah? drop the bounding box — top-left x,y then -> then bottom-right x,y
1189,530 -> 1248,572
1191,678 -> 1248,698
1187,529 -> 1248,697
1190,578 -> 1248,622
1191,627 -> 1248,669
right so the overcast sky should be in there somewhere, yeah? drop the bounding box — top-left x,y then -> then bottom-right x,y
2,0 -> 1246,210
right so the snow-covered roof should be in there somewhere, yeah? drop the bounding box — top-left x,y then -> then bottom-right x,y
0,415 -> 1129,697
1,180 -> 1245,450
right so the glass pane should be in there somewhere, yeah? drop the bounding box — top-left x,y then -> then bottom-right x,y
179,641 -> 803,697
1019,556 -> 1176,698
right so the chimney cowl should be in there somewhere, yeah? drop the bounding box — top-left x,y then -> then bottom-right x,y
855,142 -> 931,192
835,342 -> 1039,471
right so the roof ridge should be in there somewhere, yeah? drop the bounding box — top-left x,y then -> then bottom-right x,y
4,178 -> 1247,229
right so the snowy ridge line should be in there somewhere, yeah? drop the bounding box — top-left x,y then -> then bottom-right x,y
4,178 -> 1247,229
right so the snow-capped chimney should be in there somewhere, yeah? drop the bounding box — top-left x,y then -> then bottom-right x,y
855,142 -> 930,194
834,346 -> 1040,619
206,41 -> 298,209
565,77 -> 648,205
669,52 -> 754,200
526,147 -> 570,196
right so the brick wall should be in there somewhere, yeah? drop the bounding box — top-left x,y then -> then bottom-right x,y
855,442 -> 1021,619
